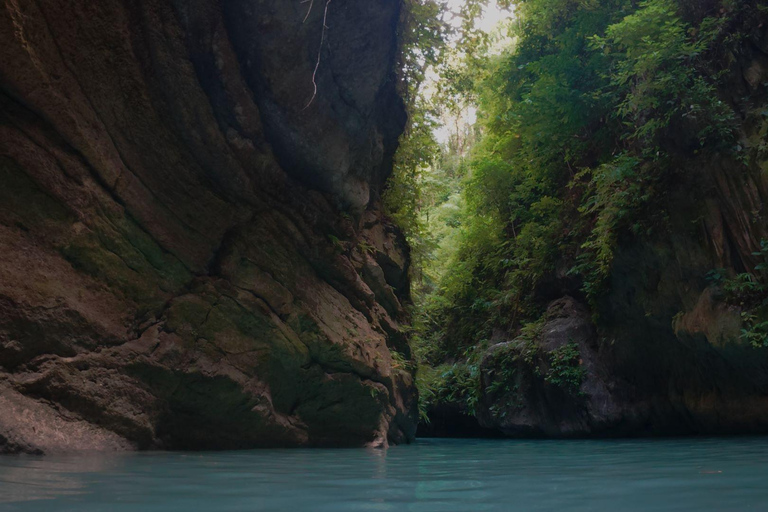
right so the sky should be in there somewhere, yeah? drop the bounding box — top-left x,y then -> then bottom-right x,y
467,1 -> 513,33
442,0 -> 513,35
432,1 -> 514,144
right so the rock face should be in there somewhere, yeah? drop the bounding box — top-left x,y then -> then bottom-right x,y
480,288 -> 768,438
478,297 -> 620,437
0,0 -> 417,453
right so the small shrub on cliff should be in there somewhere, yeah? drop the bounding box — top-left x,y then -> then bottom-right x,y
390,349 -> 416,372
735,240 -> 768,347
740,313 -> 768,348
545,342 -> 586,394
416,360 -> 482,418
709,240 -> 768,347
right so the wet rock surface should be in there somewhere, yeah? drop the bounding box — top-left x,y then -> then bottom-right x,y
0,0 -> 416,453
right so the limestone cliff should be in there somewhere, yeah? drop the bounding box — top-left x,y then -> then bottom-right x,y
0,0 -> 417,453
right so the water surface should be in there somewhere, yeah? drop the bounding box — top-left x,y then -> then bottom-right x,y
1,438 -> 767,511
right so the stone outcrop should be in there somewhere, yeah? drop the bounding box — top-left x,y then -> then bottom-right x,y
0,0 -> 417,453
478,297 -> 620,437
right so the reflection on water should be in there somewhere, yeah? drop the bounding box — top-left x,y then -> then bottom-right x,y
0,454 -> 129,504
1,438 -> 768,511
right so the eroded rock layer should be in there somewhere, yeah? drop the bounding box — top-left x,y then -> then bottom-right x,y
0,0 -> 416,453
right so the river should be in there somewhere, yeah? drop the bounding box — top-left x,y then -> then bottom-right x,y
1,438 -> 767,511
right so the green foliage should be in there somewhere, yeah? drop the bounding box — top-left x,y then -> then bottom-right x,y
451,0 -> 746,313
484,320 -> 544,413
571,0 -> 740,296
715,240 -> 768,347
593,0 -> 736,149
357,240 -> 375,256
485,348 -> 524,418
393,0 -> 766,421
397,0 -> 452,103
384,98 -> 440,262
389,348 -> 416,372
570,155 -> 651,295
416,360 -> 482,418
545,342 -> 586,394
385,1 -> 451,276
327,234 -> 345,253
740,312 -> 768,348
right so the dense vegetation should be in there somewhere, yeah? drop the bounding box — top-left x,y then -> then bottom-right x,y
388,0 -> 768,423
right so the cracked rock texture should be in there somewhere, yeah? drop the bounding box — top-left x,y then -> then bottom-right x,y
0,0 -> 416,453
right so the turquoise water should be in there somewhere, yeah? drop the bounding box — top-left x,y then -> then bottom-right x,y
1,438 -> 768,511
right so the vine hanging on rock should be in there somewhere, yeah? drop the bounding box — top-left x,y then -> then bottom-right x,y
301,0 -> 332,109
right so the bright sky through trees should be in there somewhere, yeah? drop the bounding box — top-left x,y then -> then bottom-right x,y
432,1 -> 513,143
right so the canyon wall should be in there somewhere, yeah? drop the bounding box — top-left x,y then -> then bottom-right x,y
478,32 -> 768,437
419,4 -> 768,438
0,0 -> 417,453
